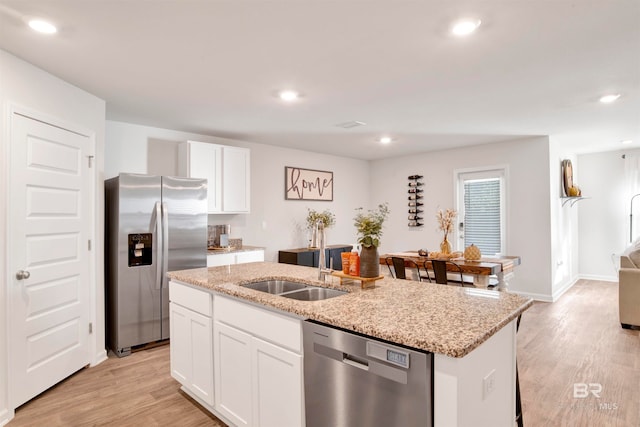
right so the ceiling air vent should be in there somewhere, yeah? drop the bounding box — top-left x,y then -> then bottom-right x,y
335,121 -> 366,129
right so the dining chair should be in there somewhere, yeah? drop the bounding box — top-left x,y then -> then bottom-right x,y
386,257 -> 424,281
428,259 -> 469,286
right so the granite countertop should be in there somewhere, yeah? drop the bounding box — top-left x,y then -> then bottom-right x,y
207,245 -> 265,254
168,262 -> 533,358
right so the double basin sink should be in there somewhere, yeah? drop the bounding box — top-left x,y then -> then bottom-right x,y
242,280 -> 347,301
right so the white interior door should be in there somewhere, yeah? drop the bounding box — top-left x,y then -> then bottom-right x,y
9,112 -> 91,408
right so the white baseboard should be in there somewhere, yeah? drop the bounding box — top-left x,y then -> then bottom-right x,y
509,289 -> 553,302
91,349 -> 108,367
508,276 -> 580,302
551,277 -> 580,302
578,274 -> 618,282
0,407 -> 14,426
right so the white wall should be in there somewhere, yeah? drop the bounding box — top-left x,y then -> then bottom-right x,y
548,138 -> 580,300
105,121 -> 370,261
370,136 -> 553,299
0,49 -> 106,424
578,149 -> 632,281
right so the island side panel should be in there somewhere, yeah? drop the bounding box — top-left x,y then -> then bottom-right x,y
434,319 -> 517,427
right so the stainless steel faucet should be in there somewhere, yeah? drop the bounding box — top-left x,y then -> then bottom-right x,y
317,221 -> 332,281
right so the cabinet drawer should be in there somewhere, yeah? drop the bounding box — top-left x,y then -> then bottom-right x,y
207,252 -> 236,267
214,295 -> 302,353
235,250 -> 264,264
169,281 -> 212,317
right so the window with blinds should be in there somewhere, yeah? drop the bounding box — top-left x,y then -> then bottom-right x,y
462,177 -> 503,256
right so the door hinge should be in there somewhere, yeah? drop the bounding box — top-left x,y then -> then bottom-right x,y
88,155 -> 94,168
88,239 -> 92,250
89,323 -> 93,334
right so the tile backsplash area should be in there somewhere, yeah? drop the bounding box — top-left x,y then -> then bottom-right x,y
207,225 -> 242,249
229,238 -> 243,249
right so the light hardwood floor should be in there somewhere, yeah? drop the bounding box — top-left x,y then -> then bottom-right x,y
8,279 -> 640,426
518,279 -> 639,427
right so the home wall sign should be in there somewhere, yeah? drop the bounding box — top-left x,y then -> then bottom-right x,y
285,166 -> 333,201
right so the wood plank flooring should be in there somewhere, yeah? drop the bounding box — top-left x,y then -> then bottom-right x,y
517,279 -> 640,427
7,344 -> 225,427
8,279 -> 640,426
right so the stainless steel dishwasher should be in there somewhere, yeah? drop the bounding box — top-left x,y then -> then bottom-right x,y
303,320 -> 433,427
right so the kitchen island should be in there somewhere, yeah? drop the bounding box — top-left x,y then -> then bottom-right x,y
168,262 -> 532,427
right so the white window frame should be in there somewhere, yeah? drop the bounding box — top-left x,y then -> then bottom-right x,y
454,165 -> 508,255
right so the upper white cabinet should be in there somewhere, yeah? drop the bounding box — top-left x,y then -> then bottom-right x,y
222,146 -> 251,213
179,141 -> 250,214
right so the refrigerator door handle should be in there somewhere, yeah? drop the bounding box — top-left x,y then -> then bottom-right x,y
161,201 -> 169,289
155,202 -> 163,290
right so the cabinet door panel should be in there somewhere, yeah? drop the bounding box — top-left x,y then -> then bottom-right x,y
207,253 -> 236,267
169,302 -> 214,406
252,337 -> 303,427
180,141 -> 222,213
169,303 -> 189,385
222,147 -> 250,213
214,321 -> 252,427
190,312 -> 214,406
236,250 -> 264,264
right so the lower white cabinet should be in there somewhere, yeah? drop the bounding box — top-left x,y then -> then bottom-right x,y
252,337 -> 303,427
213,321 -> 253,426
169,283 -> 303,427
207,249 -> 265,267
214,295 -> 304,427
169,283 -> 214,407
207,252 -> 236,267
236,250 -> 265,264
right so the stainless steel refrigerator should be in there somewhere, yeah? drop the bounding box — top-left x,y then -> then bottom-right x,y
105,173 -> 207,357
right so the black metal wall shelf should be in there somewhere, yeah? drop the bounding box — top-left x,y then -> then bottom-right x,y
408,175 -> 424,226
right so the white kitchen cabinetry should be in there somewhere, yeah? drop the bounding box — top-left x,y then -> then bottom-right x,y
169,282 -> 214,407
179,141 -> 250,214
222,146 -> 251,213
207,249 -> 264,267
213,321 -> 253,426
178,141 -> 222,213
252,337 -> 303,427
213,295 -> 304,427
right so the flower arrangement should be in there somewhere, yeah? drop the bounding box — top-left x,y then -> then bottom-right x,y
353,203 -> 390,248
306,208 -> 336,229
436,208 -> 457,240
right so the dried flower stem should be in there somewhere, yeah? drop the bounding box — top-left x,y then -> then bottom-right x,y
436,208 -> 457,240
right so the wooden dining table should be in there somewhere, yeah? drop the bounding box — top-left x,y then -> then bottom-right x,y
379,251 -> 521,290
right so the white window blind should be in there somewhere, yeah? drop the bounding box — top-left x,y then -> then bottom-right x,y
463,178 -> 502,255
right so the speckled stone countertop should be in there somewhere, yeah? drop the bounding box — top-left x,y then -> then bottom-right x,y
168,262 -> 533,358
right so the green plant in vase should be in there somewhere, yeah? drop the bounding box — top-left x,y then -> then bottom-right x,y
306,208 -> 335,248
353,203 -> 389,277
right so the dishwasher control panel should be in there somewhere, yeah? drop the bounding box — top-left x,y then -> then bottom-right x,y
366,341 -> 410,369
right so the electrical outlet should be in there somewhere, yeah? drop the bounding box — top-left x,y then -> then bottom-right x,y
483,369 -> 496,400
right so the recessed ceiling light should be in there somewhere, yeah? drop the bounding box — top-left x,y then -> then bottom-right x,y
279,90 -> 300,102
28,19 -> 57,34
622,140 -> 633,145
451,19 -> 481,36
599,94 -> 621,103
379,136 -> 393,144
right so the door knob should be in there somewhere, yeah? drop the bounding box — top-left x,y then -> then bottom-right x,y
16,270 -> 30,280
